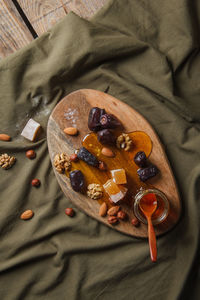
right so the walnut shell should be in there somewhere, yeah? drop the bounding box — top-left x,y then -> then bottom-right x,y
54,153 -> 71,173
87,183 -> 103,200
0,153 -> 16,169
116,133 -> 133,151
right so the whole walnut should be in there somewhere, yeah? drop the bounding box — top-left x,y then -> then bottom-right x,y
54,153 -> 71,173
87,183 -> 103,200
0,153 -> 16,170
116,133 -> 133,151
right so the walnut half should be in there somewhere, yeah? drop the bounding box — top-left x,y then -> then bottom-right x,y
87,183 -> 103,200
0,153 -> 16,170
54,153 -> 71,173
116,133 -> 133,151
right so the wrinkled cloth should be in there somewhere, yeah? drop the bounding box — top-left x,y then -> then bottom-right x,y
0,0 -> 200,299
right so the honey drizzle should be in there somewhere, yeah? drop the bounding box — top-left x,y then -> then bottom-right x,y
66,131 -> 153,209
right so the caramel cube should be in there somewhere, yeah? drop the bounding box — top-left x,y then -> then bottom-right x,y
103,179 -> 127,203
111,169 -> 127,184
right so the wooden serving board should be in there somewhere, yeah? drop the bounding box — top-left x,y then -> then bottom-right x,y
47,89 -> 181,238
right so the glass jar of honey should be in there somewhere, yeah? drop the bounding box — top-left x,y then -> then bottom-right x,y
134,188 -> 170,225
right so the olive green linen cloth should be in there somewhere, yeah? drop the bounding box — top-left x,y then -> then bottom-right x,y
0,0 -> 200,299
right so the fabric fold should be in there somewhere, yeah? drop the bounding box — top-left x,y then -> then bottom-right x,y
0,0 -> 200,299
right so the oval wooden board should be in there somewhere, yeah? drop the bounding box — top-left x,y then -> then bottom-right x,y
47,89 -> 181,238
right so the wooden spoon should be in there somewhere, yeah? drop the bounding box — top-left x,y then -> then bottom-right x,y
139,193 -> 157,262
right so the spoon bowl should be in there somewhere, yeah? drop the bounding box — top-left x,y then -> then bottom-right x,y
139,194 -> 157,217
139,193 -> 158,262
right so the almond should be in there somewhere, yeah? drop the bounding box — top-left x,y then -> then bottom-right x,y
107,206 -> 120,216
20,209 -> 34,220
99,202 -> 107,217
64,127 -> 78,136
101,147 -> 115,157
0,134 -> 11,141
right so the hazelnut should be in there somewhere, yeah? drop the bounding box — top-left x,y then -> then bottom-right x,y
65,208 -> 75,217
31,178 -> 40,187
26,149 -> 36,159
131,218 -> 140,227
98,161 -> 107,171
108,216 -> 118,225
117,211 -> 127,220
70,153 -> 79,162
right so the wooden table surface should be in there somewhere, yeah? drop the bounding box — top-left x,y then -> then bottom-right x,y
0,0 -> 107,59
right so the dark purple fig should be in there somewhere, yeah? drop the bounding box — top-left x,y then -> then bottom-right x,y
134,151 -> 147,168
137,164 -> 159,182
100,114 -> 122,129
88,107 -> 106,132
69,170 -> 85,192
97,129 -> 116,145
77,147 -> 99,167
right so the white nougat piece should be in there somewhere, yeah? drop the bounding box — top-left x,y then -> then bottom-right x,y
110,186 -> 128,203
21,118 -> 41,141
110,191 -> 125,203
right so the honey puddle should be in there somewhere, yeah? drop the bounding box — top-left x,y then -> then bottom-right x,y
66,131 -> 153,209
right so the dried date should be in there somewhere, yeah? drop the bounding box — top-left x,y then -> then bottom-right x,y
88,107 -> 106,131
100,114 -> 122,129
134,151 -> 147,168
97,129 -> 116,145
69,170 -> 85,192
77,147 -> 99,167
137,164 -> 159,182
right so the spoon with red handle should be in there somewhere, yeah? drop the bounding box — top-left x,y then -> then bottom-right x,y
139,193 -> 157,262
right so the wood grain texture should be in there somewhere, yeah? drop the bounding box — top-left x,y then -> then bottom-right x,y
47,89 -> 181,238
18,0 -> 107,36
0,0 -> 33,58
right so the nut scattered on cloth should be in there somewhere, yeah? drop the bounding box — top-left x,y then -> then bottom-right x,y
20,209 -> 34,220
0,153 -> 16,169
54,153 -> 71,173
87,183 -> 103,200
116,133 -> 133,151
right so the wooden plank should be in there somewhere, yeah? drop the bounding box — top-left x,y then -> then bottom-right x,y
0,0 -> 33,58
18,0 -> 107,36
63,0 -> 107,19
0,0 -> 107,58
